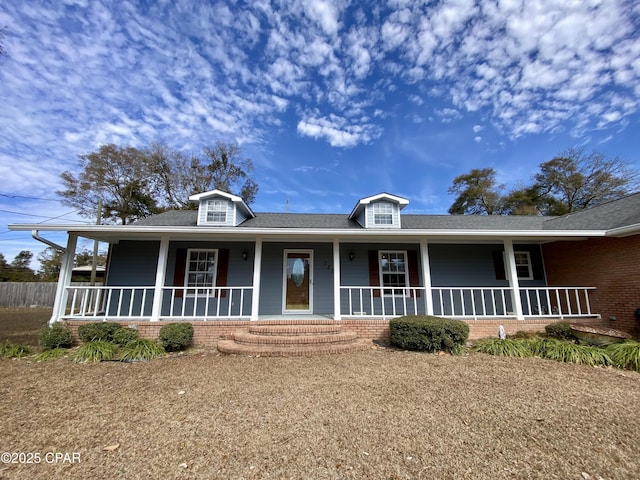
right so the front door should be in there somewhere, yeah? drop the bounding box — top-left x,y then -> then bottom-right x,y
283,250 -> 313,313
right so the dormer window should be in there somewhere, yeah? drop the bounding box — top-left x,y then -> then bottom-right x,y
206,200 -> 227,223
373,202 -> 394,225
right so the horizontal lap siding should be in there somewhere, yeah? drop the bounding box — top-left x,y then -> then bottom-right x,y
108,241 -> 160,286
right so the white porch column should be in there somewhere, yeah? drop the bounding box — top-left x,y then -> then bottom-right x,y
333,238 -> 341,320
150,235 -> 170,322
419,239 -> 434,315
250,237 -> 262,321
503,239 -> 524,319
49,233 -> 77,325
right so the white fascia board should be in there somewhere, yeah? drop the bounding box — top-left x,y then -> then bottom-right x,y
606,223 -> 640,237
8,223 -> 608,240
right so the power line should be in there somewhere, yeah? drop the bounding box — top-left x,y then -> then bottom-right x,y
0,208 -> 88,223
0,193 -> 63,202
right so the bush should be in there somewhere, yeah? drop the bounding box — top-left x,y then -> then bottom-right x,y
73,340 -> 117,363
77,322 -> 123,343
606,341 -> 640,372
159,322 -> 194,352
544,322 -> 577,341
120,339 -> 165,362
390,315 -> 469,353
111,327 -> 139,346
39,323 -> 74,349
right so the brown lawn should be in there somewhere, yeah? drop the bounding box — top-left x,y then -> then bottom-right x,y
0,307 -> 51,345
0,347 -> 638,480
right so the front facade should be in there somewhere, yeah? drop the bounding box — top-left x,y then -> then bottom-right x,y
11,190 -> 640,339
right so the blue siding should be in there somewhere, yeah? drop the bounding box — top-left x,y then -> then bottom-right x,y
107,240 -> 160,286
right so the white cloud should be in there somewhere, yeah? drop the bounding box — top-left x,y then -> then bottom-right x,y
297,114 -> 382,147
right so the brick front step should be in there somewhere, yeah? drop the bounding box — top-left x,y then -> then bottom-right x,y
233,331 -> 358,346
217,321 -> 369,356
248,324 -> 343,336
217,338 -> 371,357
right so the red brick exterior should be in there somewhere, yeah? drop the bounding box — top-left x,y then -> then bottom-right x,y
64,317 -> 604,347
543,235 -> 640,337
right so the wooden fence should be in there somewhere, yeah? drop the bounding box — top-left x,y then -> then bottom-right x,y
0,282 -> 57,307
0,282 -> 103,308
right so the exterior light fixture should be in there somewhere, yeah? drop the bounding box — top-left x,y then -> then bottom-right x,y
349,251 -> 355,261
242,250 -> 248,261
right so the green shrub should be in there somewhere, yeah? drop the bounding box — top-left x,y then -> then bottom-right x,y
0,341 -> 32,358
544,321 -> 577,341
34,348 -> 69,361
508,330 -> 538,340
111,327 -> 139,346
73,340 -> 117,363
390,315 -> 469,353
39,323 -> 74,349
77,322 -> 123,343
120,339 -> 165,362
159,322 -> 194,352
471,338 -> 533,358
606,341 -> 640,372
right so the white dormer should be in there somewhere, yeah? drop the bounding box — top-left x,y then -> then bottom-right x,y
348,193 -> 409,229
189,189 -> 255,226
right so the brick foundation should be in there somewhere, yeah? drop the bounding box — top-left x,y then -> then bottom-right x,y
543,236 -> 640,338
64,317 -> 606,347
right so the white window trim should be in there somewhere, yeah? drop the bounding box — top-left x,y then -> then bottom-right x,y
378,250 -> 409,297
184,248 -> 218,297
373,202 -> 394,226
205,199 -> 227,224
514,250 -> 534,280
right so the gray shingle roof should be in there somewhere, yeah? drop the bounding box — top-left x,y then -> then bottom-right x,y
132,193 -> 640,232
542,192 -> 640,230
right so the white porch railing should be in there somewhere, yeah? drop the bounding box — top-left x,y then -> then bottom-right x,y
65,286 -> 253,320
340,286 -> 427,317
65,285 -> 596,320
519,287 -> 596,318
341,286 -> 598,319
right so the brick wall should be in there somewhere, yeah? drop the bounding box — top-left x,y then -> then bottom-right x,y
65,317 -> 604,347
542,235 -> 640,337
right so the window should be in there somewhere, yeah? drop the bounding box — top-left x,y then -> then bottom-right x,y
206,200 -> 227,223
379,251 -> 407,295
185,249 -> 217,292
514,251 -> 533,280
373,202 -> 394,225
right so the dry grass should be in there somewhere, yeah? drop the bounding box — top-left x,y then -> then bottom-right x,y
1,348 -> 638,480
0,307 -> 51,345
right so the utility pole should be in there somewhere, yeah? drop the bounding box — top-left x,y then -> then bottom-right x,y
90,198 -> 102,285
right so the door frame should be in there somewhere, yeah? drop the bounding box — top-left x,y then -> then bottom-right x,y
282,249 -> 313,314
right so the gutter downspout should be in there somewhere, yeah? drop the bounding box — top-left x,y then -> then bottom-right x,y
31,230 -> 66,252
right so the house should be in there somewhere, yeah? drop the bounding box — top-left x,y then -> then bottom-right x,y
10,189 -> 640,348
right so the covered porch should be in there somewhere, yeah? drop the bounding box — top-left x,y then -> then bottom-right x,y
53,233 -> 600,324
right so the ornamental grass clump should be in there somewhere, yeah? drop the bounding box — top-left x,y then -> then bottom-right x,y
531,337 -> 610,366
34,348 -> 69,362
390,315 -> 469,354
0,341 -> 32,358
73,340 -> 117,363
471,338 -> 533,358
119,339 -> 165,362
606,340 -> 640,372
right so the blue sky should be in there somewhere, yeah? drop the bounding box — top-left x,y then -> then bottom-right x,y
1,0 -> 640,266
